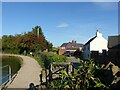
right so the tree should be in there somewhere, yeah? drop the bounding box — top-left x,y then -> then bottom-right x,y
32,26 -> 43,37
2,25 -> 53,54
47,41 -> 53,51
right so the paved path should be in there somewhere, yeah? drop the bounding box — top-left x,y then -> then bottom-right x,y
5,55 -> 42,88
67,57 -> 80,63
67,57 -> 80,68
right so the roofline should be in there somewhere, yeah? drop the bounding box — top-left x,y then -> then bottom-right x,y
84,36 -> 96,46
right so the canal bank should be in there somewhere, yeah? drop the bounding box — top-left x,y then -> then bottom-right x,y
0,55 -> 23,89
6,55 -> 42,88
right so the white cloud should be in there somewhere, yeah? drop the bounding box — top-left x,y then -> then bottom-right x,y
56,23 -> 69,28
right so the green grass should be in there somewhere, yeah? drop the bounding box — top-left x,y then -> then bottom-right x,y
1,55 -> 23,74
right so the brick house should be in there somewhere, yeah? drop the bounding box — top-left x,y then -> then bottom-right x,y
59,40 -> 83,55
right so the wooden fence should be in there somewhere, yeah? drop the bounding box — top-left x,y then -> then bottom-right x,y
39,62 -> 76,87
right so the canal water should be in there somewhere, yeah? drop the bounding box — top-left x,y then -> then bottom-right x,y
0,55 -> 22,86
0,69 -> 9,85
0,64 -> 12,86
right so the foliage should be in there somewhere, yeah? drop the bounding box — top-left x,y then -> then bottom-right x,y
52,47 -> 60,54
73,49 -> 82,59
32,25 -> 43,36
50,60 -> 109,90
1,55 -> 23,74
47,42 -> 53,51
2,26 -> 53,54
38,52 -> 66,69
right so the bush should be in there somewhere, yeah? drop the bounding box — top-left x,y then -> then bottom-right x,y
38,52 -> 66,69
50,60 -> 109,89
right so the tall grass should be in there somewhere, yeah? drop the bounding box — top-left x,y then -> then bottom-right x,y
1,55 -> 23,74
33,52 -> 67,69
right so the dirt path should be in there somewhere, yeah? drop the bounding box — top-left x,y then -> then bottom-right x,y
6,55 -> 42,88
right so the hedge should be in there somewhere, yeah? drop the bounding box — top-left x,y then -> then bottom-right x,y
37,52 -> 66,69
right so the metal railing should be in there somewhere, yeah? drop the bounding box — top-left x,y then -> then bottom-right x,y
0,65 -> 12,89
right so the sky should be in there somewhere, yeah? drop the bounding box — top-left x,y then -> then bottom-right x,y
2,2 -> 118,47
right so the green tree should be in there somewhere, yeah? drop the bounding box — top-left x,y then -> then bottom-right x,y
2,25 -> 52,54
32,26 -> 43,37
47,41 -> 53,51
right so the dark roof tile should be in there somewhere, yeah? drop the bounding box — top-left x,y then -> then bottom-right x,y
84,36 -> 96,46
61,43 -> 68,47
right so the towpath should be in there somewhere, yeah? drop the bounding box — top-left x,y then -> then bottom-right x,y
5,55 -> 42,88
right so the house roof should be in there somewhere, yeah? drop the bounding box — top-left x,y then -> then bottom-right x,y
84,36 -> 96,46
61,43 -> 83,47
77,43 -> 84,47
60,41 -> 83,48
61,43 -> 68,47
108,35 -> 120,48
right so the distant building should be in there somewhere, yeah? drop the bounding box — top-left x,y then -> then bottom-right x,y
83,30 -> 108,59
59,40 -> 83,55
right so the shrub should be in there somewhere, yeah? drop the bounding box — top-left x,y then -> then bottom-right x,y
50,60 -> 109,90
37,52 -> 66,69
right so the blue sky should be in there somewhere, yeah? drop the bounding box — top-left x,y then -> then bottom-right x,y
2,2 -> 118,46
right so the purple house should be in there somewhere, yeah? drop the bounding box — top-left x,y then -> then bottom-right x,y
59,40 -> 83,55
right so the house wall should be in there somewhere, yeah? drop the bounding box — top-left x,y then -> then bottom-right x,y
83,32 -> 108,59
59,49 -> 66,55
83,44 -> 91,59
90,36 -> 108,53
59,40 -> 83,55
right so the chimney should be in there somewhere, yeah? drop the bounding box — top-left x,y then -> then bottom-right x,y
96,30 -> 102,37
72,40 -> 76,43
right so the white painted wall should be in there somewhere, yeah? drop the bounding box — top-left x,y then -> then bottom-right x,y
83,31 -> 108,59
90,36 -> 108,53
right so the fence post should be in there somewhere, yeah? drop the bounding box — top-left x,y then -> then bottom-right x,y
45,69 -> 48,87
49,64 -> 52,83
66,65 -> 69,74
8,65 -> 11,81
72,64 -> 74,75
40,71 -> 43,84
69,63 -> 73,75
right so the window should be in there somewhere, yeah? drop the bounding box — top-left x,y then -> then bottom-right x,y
61,47 -> 65,49
72,46 -> 74,48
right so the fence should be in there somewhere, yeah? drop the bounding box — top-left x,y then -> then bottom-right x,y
0,65 -> 12,89
39,62 -> 76,88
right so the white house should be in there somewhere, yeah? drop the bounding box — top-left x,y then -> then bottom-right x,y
83,30 -> 108,59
